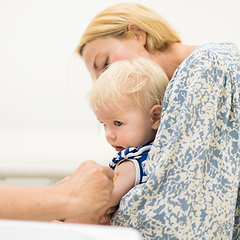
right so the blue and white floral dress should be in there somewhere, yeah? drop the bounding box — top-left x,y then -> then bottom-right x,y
111,43 -> 240,240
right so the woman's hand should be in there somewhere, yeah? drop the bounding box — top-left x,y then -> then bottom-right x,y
53,160 -> 114,219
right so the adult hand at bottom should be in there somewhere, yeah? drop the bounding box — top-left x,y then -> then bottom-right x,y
54,160 -> 114,219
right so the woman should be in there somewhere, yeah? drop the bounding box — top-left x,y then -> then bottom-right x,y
0,160 -> 114,223
77,3 -> 240,239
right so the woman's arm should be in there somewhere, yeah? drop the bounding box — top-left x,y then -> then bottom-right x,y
64,160 -> 136,225
0,160 -> 114,221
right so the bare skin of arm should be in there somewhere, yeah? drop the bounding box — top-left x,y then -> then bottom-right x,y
0,160 -> 114,221
64,161 -> 136,225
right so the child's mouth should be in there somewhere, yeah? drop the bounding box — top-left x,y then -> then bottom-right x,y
112,145 -> 125,152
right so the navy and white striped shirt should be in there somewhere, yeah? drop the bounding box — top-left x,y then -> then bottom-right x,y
109,143 -> 152,186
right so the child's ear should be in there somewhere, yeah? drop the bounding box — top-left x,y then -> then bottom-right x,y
127,23 -> 147,46
150,105 -> 162,130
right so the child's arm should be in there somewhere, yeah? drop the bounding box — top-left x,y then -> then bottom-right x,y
64,160 -> 136,225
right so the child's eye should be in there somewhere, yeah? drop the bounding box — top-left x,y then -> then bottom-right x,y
114,121 -> 122,126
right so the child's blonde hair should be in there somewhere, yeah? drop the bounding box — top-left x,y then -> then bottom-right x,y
87,58 -> 169,113
78,3 -> 181,56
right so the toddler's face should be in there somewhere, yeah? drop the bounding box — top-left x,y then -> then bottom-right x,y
94,100 -> 157,152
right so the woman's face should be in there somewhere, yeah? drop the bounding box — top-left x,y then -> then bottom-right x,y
82,36 -> 150,78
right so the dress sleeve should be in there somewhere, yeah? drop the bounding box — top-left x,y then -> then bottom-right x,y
111,48 -> 240,239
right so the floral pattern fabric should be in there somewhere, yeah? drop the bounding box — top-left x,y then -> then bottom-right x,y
111,43 -> 240,240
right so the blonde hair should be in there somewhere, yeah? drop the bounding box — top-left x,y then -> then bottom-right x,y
78,3 -> 181,56
87,58 -> 169,113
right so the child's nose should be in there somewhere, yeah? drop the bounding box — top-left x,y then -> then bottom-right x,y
105,128 -> 116,141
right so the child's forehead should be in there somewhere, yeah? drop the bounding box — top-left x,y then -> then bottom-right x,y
94,102 -> 124,116
93,106 -> 122,123
97,98 -> 129,111
93,99 -> 149,120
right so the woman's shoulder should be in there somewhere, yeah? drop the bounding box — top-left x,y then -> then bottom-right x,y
170,42 -> 240,88
176,42 -> 240,74
197,42 -> 238,52
191,42 -> 240,64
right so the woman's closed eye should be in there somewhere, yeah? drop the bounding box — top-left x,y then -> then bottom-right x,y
114,121 -> 122,126
98,58 -> 109,77
103,58 -> 109,69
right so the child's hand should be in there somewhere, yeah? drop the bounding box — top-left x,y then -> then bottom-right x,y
98,205 -> 118,225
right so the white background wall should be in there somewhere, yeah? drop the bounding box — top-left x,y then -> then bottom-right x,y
0,0 -> 240,184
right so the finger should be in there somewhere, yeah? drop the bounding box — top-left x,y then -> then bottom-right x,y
103,166 -> 114,180
99,215 -> 111,224
106,205 -> 118,215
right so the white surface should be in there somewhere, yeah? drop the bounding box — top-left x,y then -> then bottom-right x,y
0,127 -> 115,178
0,220 -> 142,240
0,0 -> 240,180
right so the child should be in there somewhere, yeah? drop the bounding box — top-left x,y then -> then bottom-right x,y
64,57 -> 169,224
